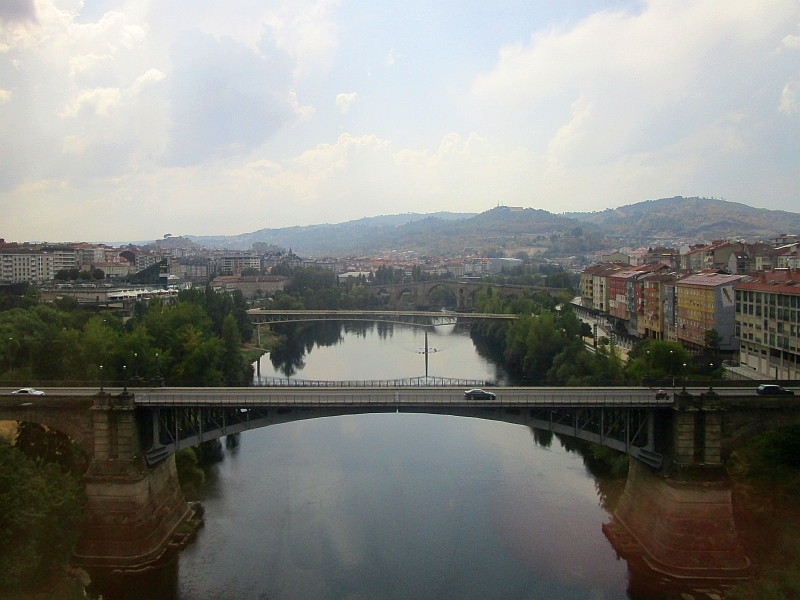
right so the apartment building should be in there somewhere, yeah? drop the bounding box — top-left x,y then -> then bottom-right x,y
736,271 -> 800,380
639,273 -> 677,339
675,272 -> 743,351
216,254 -> 262,275
0,250 -> 55,283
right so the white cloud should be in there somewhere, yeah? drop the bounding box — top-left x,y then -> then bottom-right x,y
262,0 -> 340,77
335,92 -> 357,114
131,68 -> 165,93
59,87 -> 122,117
0,89 -> 11,102
386,48 -> 398,65
779,79 -> 799,114
783,34 -> 800,49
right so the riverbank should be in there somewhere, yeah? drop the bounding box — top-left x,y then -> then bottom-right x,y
725,426 -> 800,599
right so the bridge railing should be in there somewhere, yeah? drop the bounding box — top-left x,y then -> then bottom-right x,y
253,376 -> 492,388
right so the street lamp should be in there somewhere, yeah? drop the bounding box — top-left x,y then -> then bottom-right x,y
123,365 -> 127,394
99,365 -> 104,393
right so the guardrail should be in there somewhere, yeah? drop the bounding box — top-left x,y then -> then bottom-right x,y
253,376 -> 491,388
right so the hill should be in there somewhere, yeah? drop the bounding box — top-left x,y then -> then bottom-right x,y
567,197 -> 800,244
179,198 -> 800,257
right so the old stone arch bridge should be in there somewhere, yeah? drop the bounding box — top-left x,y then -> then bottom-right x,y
371,281 -> 565,310
1,385 -> 798,578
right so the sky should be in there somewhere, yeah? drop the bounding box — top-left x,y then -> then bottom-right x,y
1,0 -> 799,242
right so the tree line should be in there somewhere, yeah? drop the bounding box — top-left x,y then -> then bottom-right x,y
470,286 -> 712,385
0,286 -> 254,386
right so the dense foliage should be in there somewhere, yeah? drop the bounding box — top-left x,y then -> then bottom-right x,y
0,440 -> 85,590
268,267 -> 384,310
471,285 -> 697,385
0,287 -> 253,385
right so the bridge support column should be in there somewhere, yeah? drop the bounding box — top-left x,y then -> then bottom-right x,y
671,390 -> 724,467
672,408 -> 697,465
73,393 -> 192,570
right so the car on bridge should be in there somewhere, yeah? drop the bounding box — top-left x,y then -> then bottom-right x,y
756,384 -> 795,396
464,389 -> 496,400
11,387 -> 45,396
655,388 -> 669,400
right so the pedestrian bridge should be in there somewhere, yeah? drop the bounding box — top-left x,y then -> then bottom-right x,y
247,309 -> 518,326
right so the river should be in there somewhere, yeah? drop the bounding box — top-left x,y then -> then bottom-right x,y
95,322 -> 736,599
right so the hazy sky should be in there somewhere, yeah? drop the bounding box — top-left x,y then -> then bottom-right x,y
1,0 -> 799,242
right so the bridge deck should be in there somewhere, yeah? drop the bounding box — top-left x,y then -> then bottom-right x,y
247,309 -> 518,322
134,386 -> 674,407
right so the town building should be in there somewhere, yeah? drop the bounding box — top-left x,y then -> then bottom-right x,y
675,272 -> 743,351
211,275 -> 288,298
215,254 -> 262,275
735,270 -> 800,380
639,273 -> 678,339
0,250 -> 54,283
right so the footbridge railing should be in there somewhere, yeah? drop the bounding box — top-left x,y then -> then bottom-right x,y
253,376 -> 492,387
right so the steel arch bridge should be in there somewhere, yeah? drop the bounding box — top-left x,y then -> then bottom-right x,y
136,387 -> 667,469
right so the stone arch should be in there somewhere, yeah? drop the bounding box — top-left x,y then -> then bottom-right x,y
423,282 -> 457,307
0,406 -> 94,456
394,287 -> 418,306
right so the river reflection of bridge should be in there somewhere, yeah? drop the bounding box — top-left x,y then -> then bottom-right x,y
602,458 -> 750,597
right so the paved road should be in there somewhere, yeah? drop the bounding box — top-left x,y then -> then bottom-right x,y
2,386 -> 795,408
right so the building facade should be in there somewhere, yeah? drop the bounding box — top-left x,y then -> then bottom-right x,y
675,272 -> 743,351
0,251 -> 55,283
736,272 -> 800,380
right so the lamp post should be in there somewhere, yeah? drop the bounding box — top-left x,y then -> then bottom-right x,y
682,362 -> 687,387
123,365 -> 127,394
646,350 -> 651,380
99,365 -> 104,393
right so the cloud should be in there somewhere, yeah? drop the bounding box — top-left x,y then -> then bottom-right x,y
262,0 -> 340,77
59,87 -> 122,117
163,29 -> 298,166
779,79 -> 799,114
783,34 -> 800,49
335,92 -> 357,114
0,0 -> 35,24
0,89 -> 11,103
385,48 -> 398,65
131,68 -> 165,93
467,0 -> 800,209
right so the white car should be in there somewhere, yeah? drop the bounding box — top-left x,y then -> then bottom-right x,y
11,387 -> 45,396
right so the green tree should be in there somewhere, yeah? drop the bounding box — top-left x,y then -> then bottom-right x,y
0,442 -> 85,590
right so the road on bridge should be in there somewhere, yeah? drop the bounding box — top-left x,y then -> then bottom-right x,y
3,386 -> 794,407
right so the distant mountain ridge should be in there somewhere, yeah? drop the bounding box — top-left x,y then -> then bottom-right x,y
181,198 -> 800,256
566,197 -> 800,244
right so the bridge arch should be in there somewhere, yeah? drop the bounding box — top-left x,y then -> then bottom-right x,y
0,405 -> 94,456
142,403 -> 662,468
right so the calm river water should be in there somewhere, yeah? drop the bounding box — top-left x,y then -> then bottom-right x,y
97,323 -> 703,599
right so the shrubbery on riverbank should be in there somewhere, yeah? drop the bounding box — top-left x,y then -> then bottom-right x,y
726,426 -> 800,600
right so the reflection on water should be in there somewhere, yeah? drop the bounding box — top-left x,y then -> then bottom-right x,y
173,415 -> 629,600
259,321 -> 508,383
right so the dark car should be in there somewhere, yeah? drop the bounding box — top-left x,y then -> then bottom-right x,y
655,388 -> 669,400
756,384 -> 795,396
464,388 -> 496,400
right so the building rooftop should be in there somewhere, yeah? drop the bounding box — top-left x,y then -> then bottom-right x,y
678,273 -> 745,287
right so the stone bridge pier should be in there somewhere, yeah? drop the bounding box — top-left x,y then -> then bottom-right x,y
72,392 -> 192,570
0,392 -> 193,570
